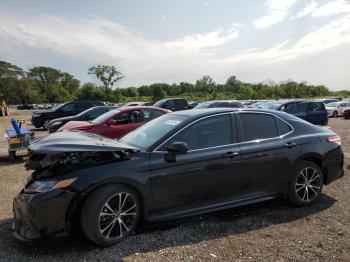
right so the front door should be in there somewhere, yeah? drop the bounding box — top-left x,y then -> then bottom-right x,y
150,113 -> 242,215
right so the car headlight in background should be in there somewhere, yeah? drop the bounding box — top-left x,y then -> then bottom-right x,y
32,113 -> 41,117
24,178 -> 77,193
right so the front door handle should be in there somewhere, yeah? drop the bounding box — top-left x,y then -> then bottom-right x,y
284,142 -> 297,148
223,151 -> 240,159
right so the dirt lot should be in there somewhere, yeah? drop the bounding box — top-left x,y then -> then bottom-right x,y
0,110 -> 349,262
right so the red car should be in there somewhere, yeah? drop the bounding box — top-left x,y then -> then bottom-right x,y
58,106 -> 171,139
343,109 -> 350,119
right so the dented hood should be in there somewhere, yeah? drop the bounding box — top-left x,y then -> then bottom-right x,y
29,130 -> 138,154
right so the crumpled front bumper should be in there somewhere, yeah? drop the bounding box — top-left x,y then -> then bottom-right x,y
12,189 -> 77,241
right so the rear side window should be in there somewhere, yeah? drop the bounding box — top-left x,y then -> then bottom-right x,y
276,117 -> 292,136
165,114 -> 232,150
239,113 -> 278,141
309,102 -> 324,112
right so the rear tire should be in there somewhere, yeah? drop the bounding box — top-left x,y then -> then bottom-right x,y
286,161 -> 323,206
80,185 -> 141,247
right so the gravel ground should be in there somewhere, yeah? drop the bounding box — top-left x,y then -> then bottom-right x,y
0,110 -> 349,262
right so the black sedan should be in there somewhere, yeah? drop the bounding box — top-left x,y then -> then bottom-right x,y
48,106 -> 116,133
13,109 -> 344,246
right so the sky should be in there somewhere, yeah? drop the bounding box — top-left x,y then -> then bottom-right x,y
0,0 -> 350,90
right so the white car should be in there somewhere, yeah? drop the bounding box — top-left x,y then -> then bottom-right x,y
326,101 -> 350,117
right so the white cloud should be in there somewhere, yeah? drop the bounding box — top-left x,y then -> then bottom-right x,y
219,14 -> 350,64
0,13 -> 350,89
312,0 -> 350,17
204,3 -> 209,7
292,0 -> 350,19
292,1 -> 318,19
254,0 -> 299,28
165,28 -> 239,50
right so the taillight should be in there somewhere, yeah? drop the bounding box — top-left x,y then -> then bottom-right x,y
328,135 -> 341,145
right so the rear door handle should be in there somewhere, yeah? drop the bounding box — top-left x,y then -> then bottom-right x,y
223,151 -> 240,159
284,142 -> 297,148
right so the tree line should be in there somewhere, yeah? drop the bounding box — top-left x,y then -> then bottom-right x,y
0,60 -> 349,105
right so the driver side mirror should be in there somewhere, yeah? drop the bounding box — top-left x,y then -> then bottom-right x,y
164,142 -> 188,162
106,119 -> 117,126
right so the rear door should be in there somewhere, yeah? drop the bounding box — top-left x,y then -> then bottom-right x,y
237,112 -> 293,195
307,102 -> 328,125
150,113 -> 242,215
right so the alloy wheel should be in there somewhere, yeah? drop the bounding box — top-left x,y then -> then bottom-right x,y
98,192 -> 137,240
43,120 -> 51,129
295,167 -> 321,202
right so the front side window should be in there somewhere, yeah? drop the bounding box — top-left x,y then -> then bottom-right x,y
239,113 -> 278,142
164,114 -> 232,150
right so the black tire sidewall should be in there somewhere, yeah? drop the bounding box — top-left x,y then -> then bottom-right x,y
80,184 -> 141,247
287,161 -> 323,206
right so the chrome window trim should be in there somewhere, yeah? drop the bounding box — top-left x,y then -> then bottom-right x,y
153,111 -> 294,153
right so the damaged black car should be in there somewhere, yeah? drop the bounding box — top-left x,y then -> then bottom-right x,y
13,108 -> 344,247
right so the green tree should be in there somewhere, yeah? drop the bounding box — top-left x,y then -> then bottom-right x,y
28,66 -> 62,102
88,65 -> 124,98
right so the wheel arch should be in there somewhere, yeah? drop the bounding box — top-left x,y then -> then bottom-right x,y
65,178 -> 150,236
293,153 -> 328,184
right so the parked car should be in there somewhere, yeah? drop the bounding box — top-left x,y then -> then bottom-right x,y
17,104 -> 34,110
13,108 -> 344,246
58,106 -> 171,139
153,98 -> 189,111
343,109 -> 350,119
48,106 -> 117,133
258,100 -> 328,125
284,101 -> 328,126
31,101 -> 104,129
258,100 -> 304,111
316,98 -> 340,104
194,100 -> 243,109
325,101 -> 350,117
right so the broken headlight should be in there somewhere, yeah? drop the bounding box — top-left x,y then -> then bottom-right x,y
24,178 -> 77,193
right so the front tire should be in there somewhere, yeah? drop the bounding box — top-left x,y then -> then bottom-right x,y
332,111 -> 338,118
81,185 -> 141,247
287,161 -> 323,206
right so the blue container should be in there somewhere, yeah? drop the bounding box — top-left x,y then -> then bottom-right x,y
11,119 -> 21,135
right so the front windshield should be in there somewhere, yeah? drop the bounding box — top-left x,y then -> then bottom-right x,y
119,114 -> 188,150
76,107 -> 95,117
91,109 -> 119,124
153,99 -> 166,107
259,102 -> 282,110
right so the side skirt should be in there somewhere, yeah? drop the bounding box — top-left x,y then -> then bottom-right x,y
147,192 -> 280,222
